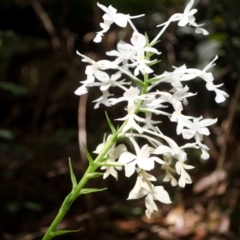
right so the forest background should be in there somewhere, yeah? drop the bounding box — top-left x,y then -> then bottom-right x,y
0,0 -> 240,239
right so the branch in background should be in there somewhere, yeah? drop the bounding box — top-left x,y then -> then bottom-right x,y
217,75 -> 240,170
78,94 -> 88,162
31,0 -> 61,50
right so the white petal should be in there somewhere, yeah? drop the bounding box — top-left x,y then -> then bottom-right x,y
114,144 -> 127,158
145,209 -> 152,218
184,164 -> 194,169
184,0 -> 194,14
111,71 -> 121,81
198,118 -> 217,127
124,86 -> 140,98
100,21 -> 111,30
94,33 -> 103,43
144,47 -> 161,55
94,70 -> 109,82
201,149 -> 209,160
118,152 -> 136,164
195,27 -> 209,35
128,186 -> 147,200
181,73 -> 199,81
177,119 -> 184,135
175,161 -> 181,175
125,161 -> 136,177
177,151 -> 187,162
131,32 -> 146,48
154,145 -> 173,155
188,9 -> 197,16
114,14 -> 128,27
145,194 -> 158,212
178,16 -> 189,27
74,85 -> 88,95
140,144 -> 150,158
138,158 -> 154,171
182,129 -> 195,139
97,2 -> 110,13
153,186 -> 172,204
141,171 -> 157,181
178,174 -> 186,188
108,5 -> 117,14
198,127 -> 210,135
215,90 -> 228,103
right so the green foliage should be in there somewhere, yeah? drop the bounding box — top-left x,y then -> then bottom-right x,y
105,111 -> 116,134
83,145 -> 94,166
87,172 -> 104,179
0,129 -> 14,140
68,158 -> 77,188
50,228 -> 82,237
79,188 -> 107,195
0,81 -> 27,96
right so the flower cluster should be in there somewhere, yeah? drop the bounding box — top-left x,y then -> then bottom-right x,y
75,1 -> 228,218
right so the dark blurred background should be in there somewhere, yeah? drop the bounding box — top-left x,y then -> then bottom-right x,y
0,0 -> 240,239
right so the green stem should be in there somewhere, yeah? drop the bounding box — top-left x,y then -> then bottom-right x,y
42,122 -> 126,240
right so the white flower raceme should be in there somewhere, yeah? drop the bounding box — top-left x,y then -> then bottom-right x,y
73,0 -> 229,219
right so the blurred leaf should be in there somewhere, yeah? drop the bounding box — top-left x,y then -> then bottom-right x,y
23,201 -> 43,212
0,82 -> 27,96
131,207 -> 144,215
0,129 -> 14,140
6,202 -> 21,213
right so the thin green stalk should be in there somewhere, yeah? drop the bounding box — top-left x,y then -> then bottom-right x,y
42,122 -> 126,240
